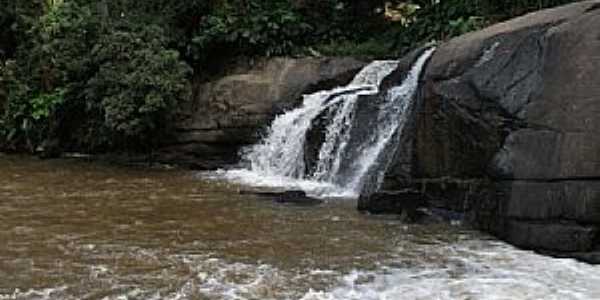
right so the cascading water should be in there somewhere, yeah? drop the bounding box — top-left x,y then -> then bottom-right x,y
225,48 -> 436,198
244,60 -> 400,179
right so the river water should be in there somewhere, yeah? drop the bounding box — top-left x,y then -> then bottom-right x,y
1,155 -> 599,300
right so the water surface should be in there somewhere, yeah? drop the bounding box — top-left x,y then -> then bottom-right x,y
1,155 -> 599,299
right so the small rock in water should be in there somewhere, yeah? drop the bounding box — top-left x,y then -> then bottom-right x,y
357,190 -> 425,222
275,191 -> 323,206
239,190 -> 323,206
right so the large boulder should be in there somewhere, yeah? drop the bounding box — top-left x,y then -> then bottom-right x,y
158,57 -> 365,169
371,0 -> 600,262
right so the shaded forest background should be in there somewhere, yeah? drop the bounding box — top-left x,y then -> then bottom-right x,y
0,0 -> 578,154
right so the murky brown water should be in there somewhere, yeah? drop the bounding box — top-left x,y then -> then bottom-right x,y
1,155 -> 599,300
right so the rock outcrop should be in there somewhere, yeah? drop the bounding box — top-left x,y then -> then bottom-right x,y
158,57 -> 365,169
366,0 -> 600,263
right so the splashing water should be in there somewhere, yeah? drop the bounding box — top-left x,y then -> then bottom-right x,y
223,49 -> 435,198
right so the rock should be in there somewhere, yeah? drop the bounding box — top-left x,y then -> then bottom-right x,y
302,91 -> 355,178
424,208 -> 465,222
158,57 -> 366,169
555,250 -> 600,264
358,190 -> 425,221
240,190 -> 323,206
376,0 -> 600,261
37,138 -> 62,159
502,221 -> 597,253
303,102 -> 338,177
497,181 -> 600,223
274,190 -> 323,205
416,1 -> 600,180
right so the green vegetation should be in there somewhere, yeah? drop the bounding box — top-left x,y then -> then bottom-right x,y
0,0 -> 579,154
1,1 -> 191,152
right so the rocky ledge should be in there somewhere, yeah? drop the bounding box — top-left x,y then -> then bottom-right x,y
361,0 -> 600,263
157,57 -> 365,169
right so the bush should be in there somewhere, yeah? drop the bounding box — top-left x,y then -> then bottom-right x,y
0,2 -> 191,152
85,25 -> 192,148
188,0 -> 312,67
313,39 -> 396,59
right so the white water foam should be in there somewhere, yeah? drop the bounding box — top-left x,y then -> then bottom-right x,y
219,50 -> 435,198
4,240 -> 600,300
213,168 -> 351,197
165,251 -> 600,300
219,60 -> 399,198
0,287 -> 70,300
244,60 -> 399,179
300,241 -> 600,300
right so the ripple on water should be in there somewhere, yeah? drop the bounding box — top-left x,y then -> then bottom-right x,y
1,156 -> 600,300
300,241 -> 600,300
2,242 -> 600,300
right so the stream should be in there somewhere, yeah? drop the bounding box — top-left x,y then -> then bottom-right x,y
1,155 -> 599,299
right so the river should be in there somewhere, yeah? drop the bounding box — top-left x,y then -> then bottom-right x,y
1,155 -> 599,300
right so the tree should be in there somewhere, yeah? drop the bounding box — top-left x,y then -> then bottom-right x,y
1,1 -> 191,152
85,25 -> 191,149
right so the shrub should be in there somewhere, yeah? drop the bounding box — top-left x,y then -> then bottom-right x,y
85,25 -> 192,148
313,39 -> 396,59
189,0 -> 312,67
1,2 -> 191,152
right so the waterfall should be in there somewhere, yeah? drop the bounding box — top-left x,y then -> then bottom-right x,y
225,48 -> 436,198
244,61 -> 400,179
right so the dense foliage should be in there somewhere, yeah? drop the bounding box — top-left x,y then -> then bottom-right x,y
0,0 -> 580,154
1,1 -> 191,152
389,0 -> 578,54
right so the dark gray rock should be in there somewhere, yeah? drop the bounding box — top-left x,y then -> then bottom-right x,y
37,138 -> 62,159
503,221 -> 597,252
274,190 -> 323,205
374,0 -> 600,262
555,250 -> 600,264
303,101 -> 338,177
498,181 -> 600,223
240,190 -> 323,206
358,190 -> 425,221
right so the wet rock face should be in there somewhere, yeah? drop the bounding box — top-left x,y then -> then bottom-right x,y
358,190 -> 425,222
158,57 -> 365,169
369,0 -> 600,262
